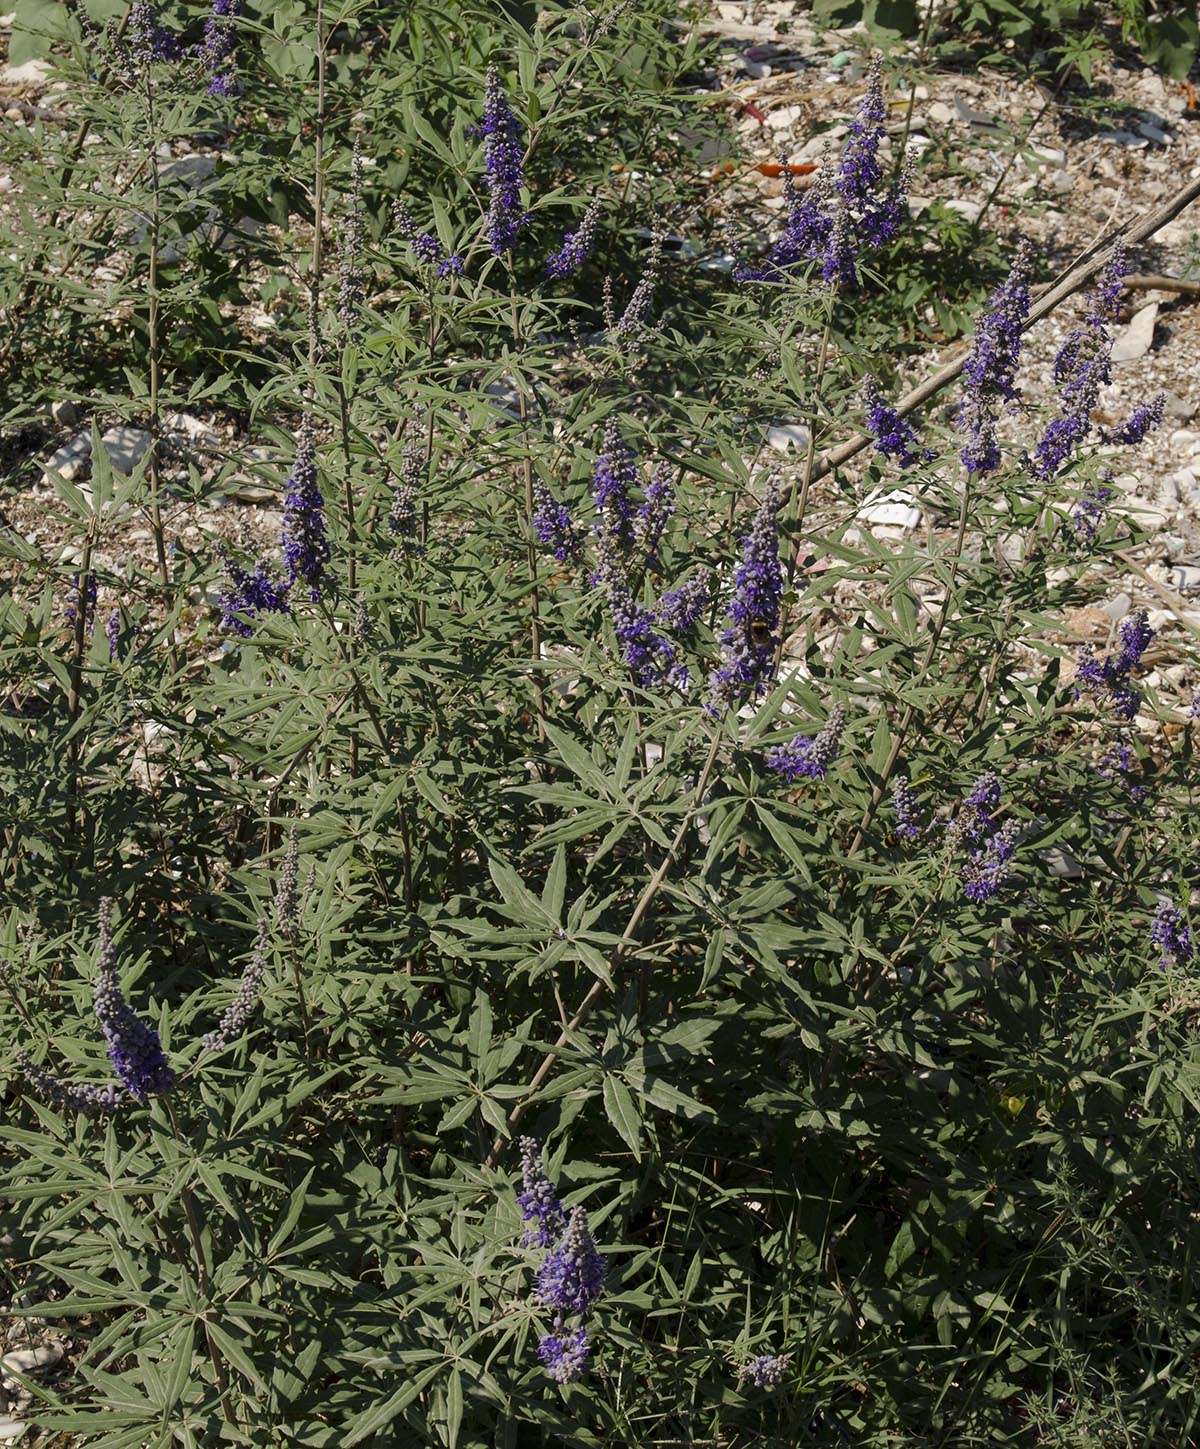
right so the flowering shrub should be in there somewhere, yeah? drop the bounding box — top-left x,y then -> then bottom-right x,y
2,2 -> 1200,1446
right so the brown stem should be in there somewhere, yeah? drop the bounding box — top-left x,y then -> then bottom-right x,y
484,729 -> 725,1167
1122,273 -> 1200,296
510,291 -> 545,739
144,80 -> 171,598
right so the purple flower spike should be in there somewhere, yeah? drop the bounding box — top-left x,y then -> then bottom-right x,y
1151,900 -> 1193,967
892,775 -> 923,840
956,242 -> 1033,476
546,196 -> 603,281
218,551 -> 291,636
518,1136 -> 566,1248
738,1354 -> 790,1390
533,481 -> 580,563
766,704 -> 847,783
709,481 -> 782,711
195,0 -> 242,96
203,920 -> 268,1052
1032,248 -> 1131,479
862,376 -> 931,469
66,573 -> 98,634
836,62 -> 886,214
607,584 -> 688,691
1074,609 -> 1154,721
536,1205 -> 605,1319
539,1326 -> 590,1385
962,819 -> 1020,902
127,1 -> 182,67
1069,482 -> 1116,547
16,1050 -> 121,1116
636,460 -> 674,566
281,422 -> 332,601
616,232 -> 663,336
92,899 -> 174,1102
656,574 -> 709,634
481,66 -> 528,256
1102,394 -> 1165,447
592,420 -> 638,542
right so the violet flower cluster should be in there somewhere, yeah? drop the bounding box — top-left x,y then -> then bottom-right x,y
616,232 -> 663,336
636,461 -> 675,566
66,572 -> 98,634
1069,482 -> 1116,548
389,444 -> 426,555
589,427 -> 689,689
519,1136 -> 567,1247
1031,250 -> 1146,479
219,553 -> 291,637
126,1 -> 182,70
546,196 -> 603,281
337,148 -> 367,337
92,898 -> 175,1102
18,901 -> 270,1115
533,480 -> 581,563
392,200 -> 463,278
194,0 -> 242,98
738,1353 -> 791,1391
1074,610 -> 1154,721
709,481 -> 782,712
203,920 -> 269,1053
892,775 -> 924,840
861,376 -> 931,469
219,421 -> 335,632
274,829 -> 300,942
736,65 -> 908,287
956,242 -> 1032,475
517,1139 -> 604,1385
655,574 -> 710,634
1096,742 -> 1149,804
281,423 -> 332,601
947,774 -> 1020,904
1151,900 -> 1193,968
766,703 -> 847,783
480,66 -> 528,256
15,1050 -> 121,1117
1102,393 -> 1165,447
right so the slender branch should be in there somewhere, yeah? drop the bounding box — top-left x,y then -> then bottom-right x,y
484,728 -> 726,1167
144,78 -> 171,597
845,472 -> 976,859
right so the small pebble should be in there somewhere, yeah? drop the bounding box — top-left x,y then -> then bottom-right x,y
1,1344 -> 63,1384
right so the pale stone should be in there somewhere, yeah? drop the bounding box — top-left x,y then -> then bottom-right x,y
99,425 -> 151,474
766,423 -> 809,453
1111,302 -> 1158,362
0,58 -> 53,86
43,431 -> 92,481
859,488 -> 921,534
1,1344 -> 62,1382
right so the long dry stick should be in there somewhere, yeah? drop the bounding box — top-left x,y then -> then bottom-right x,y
791,171 -> 1200,525
829,176 -> 1200,860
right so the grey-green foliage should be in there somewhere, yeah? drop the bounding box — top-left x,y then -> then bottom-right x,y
3,2 -> 1200,1447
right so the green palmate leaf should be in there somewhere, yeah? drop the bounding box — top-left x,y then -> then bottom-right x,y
603,1074 -> 643,1159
